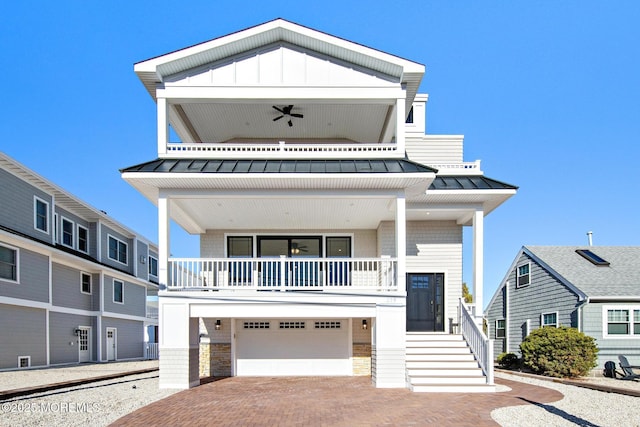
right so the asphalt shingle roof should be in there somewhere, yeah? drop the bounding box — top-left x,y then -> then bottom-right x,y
525,246 -> 640,298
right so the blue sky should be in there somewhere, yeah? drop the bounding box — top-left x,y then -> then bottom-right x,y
2,1 -> 639,307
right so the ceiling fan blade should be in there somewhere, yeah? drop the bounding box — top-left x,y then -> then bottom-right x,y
288,120 -> 293,127
290,113 -> 303,118
273,115 -> 284,121
272,106 -> 285,114
286,105 -> 294,113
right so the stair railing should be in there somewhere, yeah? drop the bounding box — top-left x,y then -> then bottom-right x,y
458,298 -> 494,385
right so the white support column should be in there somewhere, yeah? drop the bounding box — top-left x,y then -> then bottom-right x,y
159,301 -> 199,388
157,97 -> 168,156
472,209 -> 484,319
372,303 -> 406,388
395,191 -> 406,294
158,192 -> 170,290
395,96 -> 406,155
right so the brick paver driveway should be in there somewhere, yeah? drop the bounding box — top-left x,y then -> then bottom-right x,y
112,376 -> 562,426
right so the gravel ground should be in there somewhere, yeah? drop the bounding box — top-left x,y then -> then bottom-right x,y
0,361 -> 159,392
0,372 -> 178,427
492,372 -> 640,427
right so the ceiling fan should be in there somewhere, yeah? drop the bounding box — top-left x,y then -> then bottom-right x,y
272,105 -> 303,127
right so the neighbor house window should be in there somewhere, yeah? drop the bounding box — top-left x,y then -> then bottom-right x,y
34,197 -> 49,233
0,244 -> 18,282
148,256 -> 158,277
541,312 -> 558,328
496,319 -> 506,338
517,263 -> 530,288
605,308 -> 640,337
78,225 -> 89,253
108,236 -> 128,265
81,272 -> 91,294
62,218 -> 74,248
113,279 -> 124,303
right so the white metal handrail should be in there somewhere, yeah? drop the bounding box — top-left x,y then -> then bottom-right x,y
144,343 -> 159,360
459,298 -> 494,385
168,257 -> 397,292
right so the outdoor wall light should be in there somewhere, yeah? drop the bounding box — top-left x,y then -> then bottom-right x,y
74,328 -> 81,336
215,319 -> 221,330
362,319 -> 368,330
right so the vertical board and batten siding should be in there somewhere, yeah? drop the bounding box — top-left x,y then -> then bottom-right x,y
51,262 -> 95,311
103,275 -> 146,317
199,229 -> 377,257
0,168 -> 53,244
0,304 -> 46,368
405,136 -> 464,165
582,302 -> 640,368
100,225 -> 133,274
49,312 -> 96,364
102,317 -> 144,360
0,246 -> 50,303
485,286 -> 507,356
503,253 -> 580,354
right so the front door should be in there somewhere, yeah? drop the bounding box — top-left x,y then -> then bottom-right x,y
78,327 -> 91,362
106,328 -> 117,361
406,273 -> 444,332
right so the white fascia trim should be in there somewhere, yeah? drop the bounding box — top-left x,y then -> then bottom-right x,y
590,296 -> 640,302
427,189 -> 517,197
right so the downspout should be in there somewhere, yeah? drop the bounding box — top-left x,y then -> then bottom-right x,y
505,281 -> 509,353
577,296 -> 590,332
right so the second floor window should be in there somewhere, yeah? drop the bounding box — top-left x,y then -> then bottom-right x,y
0,244 -> 18,282
108,236 -> 128,265
495,319 -> 506,338
113,279 -> 124,303
62,218 -> 74,248
34,197 -> 49,233
81,272 -> 92,294
541,312 -> 558,328
517,263 -> 530,288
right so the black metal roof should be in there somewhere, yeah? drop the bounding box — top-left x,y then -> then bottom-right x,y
429,176 -> 518,190
120,158 -> 438,174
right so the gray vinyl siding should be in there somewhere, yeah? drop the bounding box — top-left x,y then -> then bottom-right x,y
136,240 -> 149,280
582,302 -> 640,368
103,275 -> 145,317
101,225 -> 133,273
51,263 -> 95,310
0,168 -> 53,244
102,317 -> 144,360
485,286 -> 507,357
0,304 -> 47,369
504,253 -> 580,355
0,245 -> 50,303
49,312 -> 96,364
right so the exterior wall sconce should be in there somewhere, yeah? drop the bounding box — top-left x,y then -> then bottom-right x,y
215,319 -> 221,330
74,328 -> 81,336
140,256 -> 147,264
362,319 -> 368,330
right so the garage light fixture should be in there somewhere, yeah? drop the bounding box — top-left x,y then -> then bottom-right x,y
215,319 -> 221,330
362,319 -> 368,330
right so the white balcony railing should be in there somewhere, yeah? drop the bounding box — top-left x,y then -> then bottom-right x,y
459,298 -> 494,385
163,141 -> 400,159
144,342 -> 159,360
426,160 -> 482,175
168,257 -> 397,292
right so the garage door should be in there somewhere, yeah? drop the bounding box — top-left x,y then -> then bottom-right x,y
236,319 -> 351,376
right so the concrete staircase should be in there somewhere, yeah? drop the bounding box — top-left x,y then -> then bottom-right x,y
406,332 -> 495,393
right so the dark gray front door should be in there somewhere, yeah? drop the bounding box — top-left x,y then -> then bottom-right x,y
406,273 -> 444,332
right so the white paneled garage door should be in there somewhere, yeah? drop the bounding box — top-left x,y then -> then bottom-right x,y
236,319 -> 351,376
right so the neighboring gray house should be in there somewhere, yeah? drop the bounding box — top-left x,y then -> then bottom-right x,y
0,152 -> 158,369
485,245 -> 640,371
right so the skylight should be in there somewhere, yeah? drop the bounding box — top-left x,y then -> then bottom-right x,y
576,249 -> 610,266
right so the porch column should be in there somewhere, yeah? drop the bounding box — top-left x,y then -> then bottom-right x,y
158,192 -> 170,290
159,301 -> 199,388
395,96 -> 406,156
472,208 -> 484,319
157,97 -> 168,156
395,191 -> 406,294
372,303 -> 406,388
